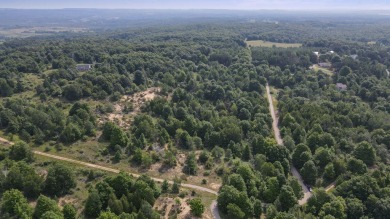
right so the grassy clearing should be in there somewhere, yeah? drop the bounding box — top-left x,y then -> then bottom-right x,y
0,131 -> 21,144
311,64 -> 334,76
154,189 -> 216,219
246,40 -> 302,48
35,138 -> 222,191
34,154 -> 111,213
43,69 -> 56,76
23,73 -> 43,87
193,190 -> 217,219
35,147 -> 218,218
270,86 -> 279,108
0,130 -> 8,140
0,73 -> 43,103
0,27 -> 88,38
37,138 -> 108,164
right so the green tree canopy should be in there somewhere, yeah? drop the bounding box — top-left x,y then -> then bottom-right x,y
300,160 -> 317,185
62,204 -> 77,219
45,163 -> 76,196
353,141 -> 376,166
9,141 -> 34,162
33,195 -> 61,219
85,190 -> 102,218
1,189 -> 32,219
189,198 -> 205,217
276,185 -> 298,211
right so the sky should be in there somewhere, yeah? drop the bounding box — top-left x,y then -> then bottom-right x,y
1,0 -> 390,10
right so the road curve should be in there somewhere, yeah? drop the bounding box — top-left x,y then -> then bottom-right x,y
1,137 -> 220,218
266,84 -> 312,205
211,200 -> 221,219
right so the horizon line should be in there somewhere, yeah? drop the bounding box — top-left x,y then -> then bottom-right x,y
1,8 -> 390,12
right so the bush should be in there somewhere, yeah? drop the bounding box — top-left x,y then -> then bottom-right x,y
189,198 -> 205,217
45,163 -> 76,196
9,141 -> 34,162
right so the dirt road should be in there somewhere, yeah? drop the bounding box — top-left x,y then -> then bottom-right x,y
266,84 -> 283,145
0,137 -> 13,146
325,181 -> 336,192
211,201 -> 221,219
266,84 -> 312,205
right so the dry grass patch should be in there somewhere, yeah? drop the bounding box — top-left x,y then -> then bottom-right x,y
0,27 -> 88,38
310,64 -> 334,76
246,40 -> 302,48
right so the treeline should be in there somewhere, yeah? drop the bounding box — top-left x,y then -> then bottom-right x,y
242,19 -> 390,45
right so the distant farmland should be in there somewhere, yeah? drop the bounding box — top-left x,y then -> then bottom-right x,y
246,40 -> 302,48
0,27 -> 88,38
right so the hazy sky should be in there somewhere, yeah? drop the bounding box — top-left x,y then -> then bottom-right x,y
1,0 -> 390,10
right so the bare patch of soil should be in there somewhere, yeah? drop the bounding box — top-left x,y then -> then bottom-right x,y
106,87 -> 161,128
122,87 -> 161,115
210,183 -> 221,191
0,137 -> 14,146
57,196 -> 78,208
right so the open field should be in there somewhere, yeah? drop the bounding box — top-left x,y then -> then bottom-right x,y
0,26 -> 88,38
33,155 -> 105,213
310,64 -> 334,76
246,40 -> 302,48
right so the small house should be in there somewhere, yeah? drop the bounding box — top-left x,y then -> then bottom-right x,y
318,62 -> 332,68
336,83 -> 347,91
350,54 -> 358,60
76,64 -> 92,71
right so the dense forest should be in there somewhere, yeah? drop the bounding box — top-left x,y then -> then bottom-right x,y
0,10 -> 389,219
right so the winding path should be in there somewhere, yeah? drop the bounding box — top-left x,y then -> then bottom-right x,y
0,137 -> 220,218
266,84 -> 312,205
